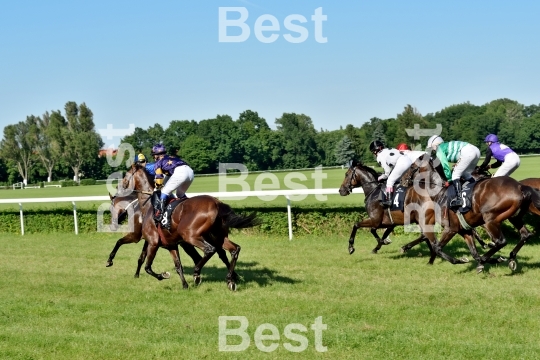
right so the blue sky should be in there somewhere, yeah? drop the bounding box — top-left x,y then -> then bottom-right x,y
1,0 -> 539,146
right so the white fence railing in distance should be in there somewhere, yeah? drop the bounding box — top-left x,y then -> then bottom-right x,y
0,188 -> 364,239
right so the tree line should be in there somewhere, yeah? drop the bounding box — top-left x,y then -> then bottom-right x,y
1,98 -> 539,185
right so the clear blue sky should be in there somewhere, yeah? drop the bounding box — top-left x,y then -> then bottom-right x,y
1,0 -> 539,146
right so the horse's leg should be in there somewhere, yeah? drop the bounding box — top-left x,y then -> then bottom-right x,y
216,247 -> 237,282
180,242 -> 203,265
106,233 -> 139,267
222,236 -> 241,291
168,245 -> 189,289
189,237 -> 217,286
135,241 -> 148,278
476,222 -> 508,273
507,217 -> 533,271
472,227 -> 489,249
400,234 -> 427,253
144,242 -> 171,281
348,218 -> 379,255
432,227 -> 469,265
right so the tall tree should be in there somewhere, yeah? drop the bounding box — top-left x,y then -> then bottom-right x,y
334,135 -> 355,165
275,113 -> 320,169
179,135 -> 213,173
62,102 -> 104,181
0,116 -> 37,185
32,111 -> 66,182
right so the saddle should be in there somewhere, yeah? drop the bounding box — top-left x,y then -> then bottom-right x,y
379,185 -> 407,211
151,192 -> 189,229
446,179 -> 476,214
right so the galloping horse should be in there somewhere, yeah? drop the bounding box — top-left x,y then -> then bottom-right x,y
106,191 -> 236,279
401,155 -> 540,272
121,163 -> 260,291
339,160 -> 439,256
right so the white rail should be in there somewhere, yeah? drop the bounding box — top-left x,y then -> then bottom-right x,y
0,188 -> 364,239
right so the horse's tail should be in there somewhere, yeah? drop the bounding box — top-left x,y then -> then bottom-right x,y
521,185 -> 540,216
217,202 -> 262,229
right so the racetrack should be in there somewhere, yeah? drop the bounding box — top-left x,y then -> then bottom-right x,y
2,231 -> 540,359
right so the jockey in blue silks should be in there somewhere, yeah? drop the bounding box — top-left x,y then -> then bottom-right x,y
134,153 -> 156,176
478,134 -> 520,177
150,143 -> 194,230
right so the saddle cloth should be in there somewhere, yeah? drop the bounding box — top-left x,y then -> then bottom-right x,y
446,180 -> 476,214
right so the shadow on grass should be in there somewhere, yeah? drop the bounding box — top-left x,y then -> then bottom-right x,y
162,260 -> 301,287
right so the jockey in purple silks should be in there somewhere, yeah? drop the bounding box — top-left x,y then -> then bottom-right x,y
150,143 -> 194,230
479,134 -> 521,177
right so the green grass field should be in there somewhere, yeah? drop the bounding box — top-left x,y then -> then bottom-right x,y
1,156 -> 539,212
2,232 -> 540,359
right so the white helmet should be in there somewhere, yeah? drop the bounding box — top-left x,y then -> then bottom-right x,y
427,135 -> 443,149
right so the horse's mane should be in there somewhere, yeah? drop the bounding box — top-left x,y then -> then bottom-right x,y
356,162 -> 380,179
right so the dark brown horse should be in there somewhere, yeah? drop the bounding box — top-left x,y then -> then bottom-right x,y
106,191 -> 235,278
339,160 -> 440,257
121,163 -> 260,291
401,156 -> 540,272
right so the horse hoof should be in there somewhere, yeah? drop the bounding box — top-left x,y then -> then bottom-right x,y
460,257 -> 469,263
228,282 -> 237,291
371,249 -> 378,254
182,283 -> 189,289
481,244 -> 488,250
161,272 -> 170,279
508,259 -> 517,271
476,265 -> 484,274
400,247 -> 407,254
194,275 -> 202,286
106,261 -> 113,267
497,256 -> 507,263
134,274 -> 140,278
488,242 -> 496,249
349,247 -> 355,255
383,238 -> 392,245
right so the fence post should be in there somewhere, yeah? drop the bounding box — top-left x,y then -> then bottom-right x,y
72,201 -> 78,235
286,195 -> 293,240
19,202 -> 24,235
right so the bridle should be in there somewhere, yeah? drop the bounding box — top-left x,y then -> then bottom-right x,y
345,164 -> 380,198
122,165 -> 153,196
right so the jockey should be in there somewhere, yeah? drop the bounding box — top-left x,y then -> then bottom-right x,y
369,140 -> 412,207
134,153 -> 156,176
427,135 -> 480,208
478,134 -> 520,177
396,143 -> 426,163
151,143 -> 194,229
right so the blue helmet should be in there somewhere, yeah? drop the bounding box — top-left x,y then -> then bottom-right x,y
484,134 -> 498,143
151,143 -> 166,155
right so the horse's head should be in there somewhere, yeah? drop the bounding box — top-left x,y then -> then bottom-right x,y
400,154 -> 445,190
471,166 -> 491,181
121,163 -> 154,193
339,160 -> 379,196
109,191 -> 138,231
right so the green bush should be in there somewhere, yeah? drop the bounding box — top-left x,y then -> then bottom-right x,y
80,179 -> 97,186
61,180 -> 79,187
39,182 -> 44,188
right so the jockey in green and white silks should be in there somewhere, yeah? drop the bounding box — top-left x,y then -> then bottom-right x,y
427,135 -> 480,208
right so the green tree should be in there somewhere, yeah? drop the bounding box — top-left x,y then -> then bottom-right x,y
32,111 -> 66,182
0,117 -> 37,185
163,120 -> 198,155
62,102 -> 104,181
334,135 -> 355,165
275,113 -> 320,169
179,135 -> 213,173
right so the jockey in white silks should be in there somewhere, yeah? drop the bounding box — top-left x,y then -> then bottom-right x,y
427,135 -> 481,208
396,143 -> 426,163
369,140 -> 412,208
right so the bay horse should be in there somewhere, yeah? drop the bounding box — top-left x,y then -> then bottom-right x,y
338,160 -> 440,257
401,155 -> 540,272
121,163 -> 260,291
106,192 -> 236,279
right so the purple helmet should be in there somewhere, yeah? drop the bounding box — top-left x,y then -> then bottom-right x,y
484,134 -> 498,143
151,143 -> 166,155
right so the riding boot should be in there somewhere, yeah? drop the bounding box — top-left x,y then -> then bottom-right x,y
153,198 -> 165,224
382,191 -> 393,208
450,181 -> 463,208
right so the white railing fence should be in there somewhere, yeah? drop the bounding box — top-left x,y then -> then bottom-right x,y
0,188 -> 364,239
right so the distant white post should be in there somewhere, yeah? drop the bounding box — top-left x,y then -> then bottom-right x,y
19,202 -> 24,235
286,195 -> 293,240
72,201 -> 78,235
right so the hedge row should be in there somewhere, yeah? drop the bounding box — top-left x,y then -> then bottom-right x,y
0,207 -> 374,236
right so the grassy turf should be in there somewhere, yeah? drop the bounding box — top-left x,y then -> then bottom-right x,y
1,231 -> 540,359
